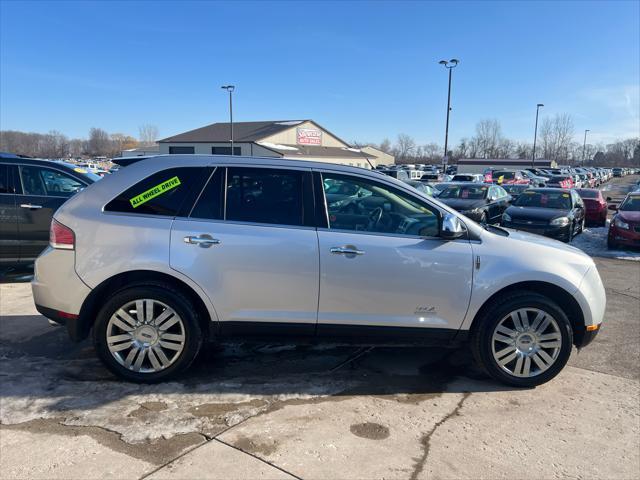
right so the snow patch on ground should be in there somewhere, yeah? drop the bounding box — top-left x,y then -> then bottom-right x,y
572,222 -> 640,261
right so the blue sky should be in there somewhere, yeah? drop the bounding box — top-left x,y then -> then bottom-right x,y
1,0 -> 638,146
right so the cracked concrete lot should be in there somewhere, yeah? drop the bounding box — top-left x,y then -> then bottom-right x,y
1,185 -> 639,478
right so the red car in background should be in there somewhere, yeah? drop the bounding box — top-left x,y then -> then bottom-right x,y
608,192 -> 640,249
576,188 -> 607,226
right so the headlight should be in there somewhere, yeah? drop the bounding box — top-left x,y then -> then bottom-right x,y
502,213 -> 512,222
614,216 -> 630,230
550,217 -> 570,226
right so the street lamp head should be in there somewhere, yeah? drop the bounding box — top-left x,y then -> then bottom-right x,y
221,85 -> 235,92
585,129 -> 590,133
439,60 -> 448,65
537,103 -> 544,107
449,58 -> 459,65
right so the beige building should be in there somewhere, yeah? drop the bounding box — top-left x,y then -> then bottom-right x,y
158,120 -> 393,168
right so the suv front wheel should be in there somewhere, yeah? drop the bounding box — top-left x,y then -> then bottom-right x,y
471,292 -> 573,387
93,284 -> 203,382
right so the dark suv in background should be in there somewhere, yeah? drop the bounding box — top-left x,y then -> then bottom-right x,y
0,153 -> 99,269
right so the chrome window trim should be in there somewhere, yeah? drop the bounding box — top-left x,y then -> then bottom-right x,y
174,216 -> 317,232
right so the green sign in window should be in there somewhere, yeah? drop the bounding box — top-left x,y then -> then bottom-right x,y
130,176 -> 181,208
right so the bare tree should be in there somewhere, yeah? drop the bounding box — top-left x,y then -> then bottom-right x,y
393,133 -> 417,163
378,138 -> 392,154
540,113 -> 574,162
474,119 -> 503,158
138,124 -> 159,146
88,128 -> 111,156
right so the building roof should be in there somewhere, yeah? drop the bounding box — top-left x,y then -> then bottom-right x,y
263,144 -> 374,161
159,120 -> 309,143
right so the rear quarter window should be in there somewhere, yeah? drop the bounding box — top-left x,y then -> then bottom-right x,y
104,167 -> 210,216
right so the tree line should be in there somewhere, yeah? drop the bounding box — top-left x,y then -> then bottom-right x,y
358,114 -> 639,167
0,125 -> 159,159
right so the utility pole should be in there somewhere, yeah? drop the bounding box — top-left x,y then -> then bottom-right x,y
531,103 -> 544,168
438,59 -> 459,173
221,85 -> 235,154
582,129 -> 590,167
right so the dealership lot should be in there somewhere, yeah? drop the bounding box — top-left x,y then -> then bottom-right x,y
1,177 -> 639,479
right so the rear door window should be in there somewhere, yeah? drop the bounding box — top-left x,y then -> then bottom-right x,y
224,167 -> 313,227
105,167 -> 210,216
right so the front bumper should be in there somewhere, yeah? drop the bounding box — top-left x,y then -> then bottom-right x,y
608,226 -> 640,248
501,221 -> 571,241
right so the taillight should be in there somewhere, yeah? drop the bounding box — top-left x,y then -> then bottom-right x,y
50,219 -> 75,250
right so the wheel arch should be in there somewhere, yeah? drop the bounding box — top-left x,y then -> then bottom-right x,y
73,270 -> 216,342
466,281 -> 585,346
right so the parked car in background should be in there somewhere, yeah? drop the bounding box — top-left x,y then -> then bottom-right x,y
436,183 -> 511,224
404,180 -> 435,196
32,154 -> 605,387
607,192 -> 640,249
576,189 -> 608,227
492,170 -> 530,186
379,169 -> 409,181
546,175 -> 574,189
451,173 -> 485,183
501,184 -> 531,202
521,170 -> 547,187
501,188 -> 585,242
613,168 -> 623,177
420,172 -> 441,182
0,153 -> 99,268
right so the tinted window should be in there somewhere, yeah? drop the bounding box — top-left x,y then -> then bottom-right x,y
0,165 -> 8,194
226,167 -> 307,226
493,171 -> 516,180
169,146 -> 195,154
40,168 -> 85,197
212,146 -> 241,155
105,167 -> 208,216
619,196 -> 640,212
190,168 -> 224,220
322,173 -> 439,237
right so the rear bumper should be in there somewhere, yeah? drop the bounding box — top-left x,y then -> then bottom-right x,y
31,247 -> 91,319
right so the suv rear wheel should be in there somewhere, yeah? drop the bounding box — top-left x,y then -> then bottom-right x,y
93,284 -> 202,382
471,292 -> 573,387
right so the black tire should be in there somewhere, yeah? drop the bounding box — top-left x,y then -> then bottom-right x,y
93,283 -> 203,383
470,291 -> 573,388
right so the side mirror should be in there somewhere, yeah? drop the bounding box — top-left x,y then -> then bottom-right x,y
608,204 -> 618,211
440,213 -> 465,240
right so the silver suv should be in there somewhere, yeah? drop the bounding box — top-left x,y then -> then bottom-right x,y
32,155 -> 606,387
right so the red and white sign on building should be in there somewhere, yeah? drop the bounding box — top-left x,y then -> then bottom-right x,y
296,128 -> 322,145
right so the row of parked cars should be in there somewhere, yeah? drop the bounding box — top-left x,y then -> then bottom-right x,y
394,165 -> 639,248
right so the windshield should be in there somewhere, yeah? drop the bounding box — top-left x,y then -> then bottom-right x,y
514,191 -> 572,209
439,184 -> 488,200
619,196 -> 640,211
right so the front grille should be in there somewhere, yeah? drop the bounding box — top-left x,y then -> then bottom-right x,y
511,219 -> 548,227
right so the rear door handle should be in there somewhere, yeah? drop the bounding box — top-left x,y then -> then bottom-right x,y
20,204 -> 42,209
183,235 -> 220,248
330,246 -> 365,256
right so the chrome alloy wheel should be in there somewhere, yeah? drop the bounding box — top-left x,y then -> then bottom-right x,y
491,308 -> 562,378
106,299 -> 185,373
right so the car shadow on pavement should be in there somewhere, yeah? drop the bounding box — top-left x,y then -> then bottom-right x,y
0,313 -> 522,418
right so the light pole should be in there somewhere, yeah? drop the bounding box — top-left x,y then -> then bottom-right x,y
582,129 -> 590,167
531,103 -> 544,168
438,58 -> 459,172
221,85 -> 235,155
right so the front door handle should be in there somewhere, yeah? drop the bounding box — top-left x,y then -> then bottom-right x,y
183,235 -> 220,248
20,204 -> 42,209
330,246 -> 365,256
